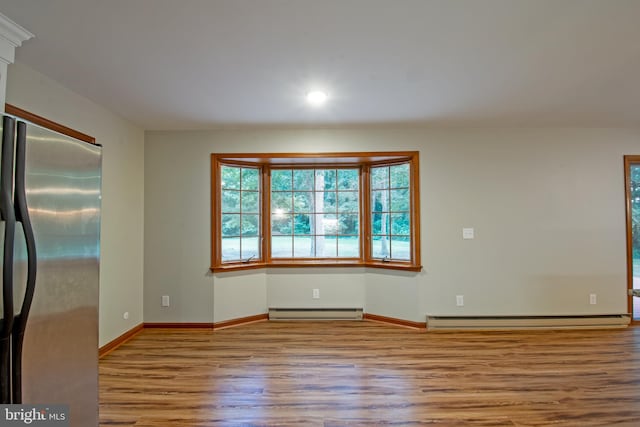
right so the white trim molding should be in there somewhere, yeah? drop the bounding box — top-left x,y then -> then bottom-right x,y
0,12 -> 33,65
0,12 -> 34,112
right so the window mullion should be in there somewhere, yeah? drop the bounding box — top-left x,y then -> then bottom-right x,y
362,164 -> 370,263
312,169 -> 317,257
263,166 -> 270,263
290,170 -> 295,258
239,169 -> 243,260
388,166 -> 392,260
336,186 -> 339,257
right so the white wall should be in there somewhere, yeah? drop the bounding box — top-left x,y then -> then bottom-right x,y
145,127 -> 639,324
419,129 -> 633,316
143,133 -> 213,322
6,61 -> 145,346
267,268 -> 366,310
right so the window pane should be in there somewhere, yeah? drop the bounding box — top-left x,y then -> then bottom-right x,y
293,192 -> 314,212
222,190 -> 240,213
310,213 -> 320,234
370,161 -> 412,263
391,236 -> 411,260
338,214 -> 359,235
371,190 -> 389,212
371,167 -> 389,190
390,188 -> 409,212
294,214 -> 311,235
220,164 -> 262,263
318,191 -> 336,213
266,166 -> 363,261
338,169 -> 359,190
241,168 -> 259,191
271,169 -> 292,190
241,191 -> 259,213
221,214 -> 240,236
391,213 -> 410,236
241,237 -> 260,260
271,236 -> 292,258
316,214 -> 338,234
371,236 -> 390,259
241,214 -> 260,236
371,212 -> 390,235
315,236 -> 337,257
272,214 -> 292,235
316,169 -> 336,191
221,166 -> 240,190
390,163 -> 410,188
271,192 -> 292,213
337,236 -> 359,257
293,236 -> 312,257
337,191 -> 358,213
221,237 -> 240,261
293,169 -> 314,190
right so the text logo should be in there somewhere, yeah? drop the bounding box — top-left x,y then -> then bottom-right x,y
0,405 -> 68,426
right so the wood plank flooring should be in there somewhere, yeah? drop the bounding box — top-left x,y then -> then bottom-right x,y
99,321 -> 640,426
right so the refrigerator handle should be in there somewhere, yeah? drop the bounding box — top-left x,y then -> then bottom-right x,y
0,115 -> 16,404
11,121 -> 37,404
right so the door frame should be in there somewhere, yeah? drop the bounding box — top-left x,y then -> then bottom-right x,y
625,155 -> 640,318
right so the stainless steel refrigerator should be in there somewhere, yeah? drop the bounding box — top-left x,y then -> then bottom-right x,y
0,114 -> 101,426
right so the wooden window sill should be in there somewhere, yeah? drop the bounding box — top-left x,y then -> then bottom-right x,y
210,261 -> 422,273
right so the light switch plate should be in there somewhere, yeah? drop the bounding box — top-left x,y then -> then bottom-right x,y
462,228 -> 475,239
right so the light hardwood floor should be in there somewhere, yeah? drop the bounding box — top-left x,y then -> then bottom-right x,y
99,321 -> 640,426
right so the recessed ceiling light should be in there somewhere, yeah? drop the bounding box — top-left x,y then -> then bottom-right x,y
306,90 -> 328,106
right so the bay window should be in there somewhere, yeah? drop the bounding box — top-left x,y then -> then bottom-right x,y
211,152 -> 420,272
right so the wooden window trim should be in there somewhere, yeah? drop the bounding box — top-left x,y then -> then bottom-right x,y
211,152 -> 422,272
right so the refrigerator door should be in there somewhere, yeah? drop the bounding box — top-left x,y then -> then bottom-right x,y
15,121 -> 101,426
0,116 -> 17,404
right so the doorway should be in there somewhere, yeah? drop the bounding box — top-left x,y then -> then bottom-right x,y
625,156 -> 640,320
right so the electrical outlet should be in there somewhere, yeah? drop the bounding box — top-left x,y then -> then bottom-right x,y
590,294 -> 597,305
313,289 -> 320,299
123,311 -> 129,320
162,295 -> 170,307
456,295 -> 464,306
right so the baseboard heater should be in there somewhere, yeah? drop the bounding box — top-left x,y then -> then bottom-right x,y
269,308 -> 363,321
426,314 -> 630,331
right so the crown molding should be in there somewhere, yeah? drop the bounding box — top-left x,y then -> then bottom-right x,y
0,12 -> 34,65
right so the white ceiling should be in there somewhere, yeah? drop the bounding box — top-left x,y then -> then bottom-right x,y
2,0 -> 640,130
